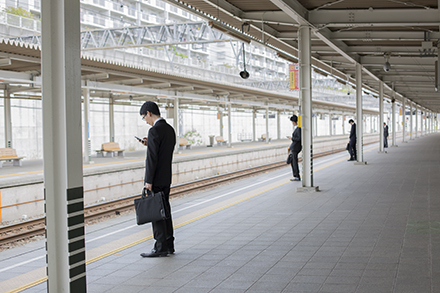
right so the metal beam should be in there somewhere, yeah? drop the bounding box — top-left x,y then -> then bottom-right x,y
309,9 -> 439,26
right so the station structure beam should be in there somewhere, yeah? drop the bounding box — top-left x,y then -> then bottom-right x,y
402,98 -> 406,143
82,86 -> 92,164
252,109 -> 256,142
355,63 -> 365,164
276,110 -> 281,140
174,97 -> 179,153
3,87 -> 12,148
298,25 -> 317,192
410,102 -> 413,140
379,81 -> 384,153
227,103 -> 232,148
109,97 -> 115,142
41,0 -> 86,292
415,105 -> 418,138
265,107 -> 269,144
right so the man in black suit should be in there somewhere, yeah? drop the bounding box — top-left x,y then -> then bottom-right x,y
384,122 -> 389,149
138,101 -> 176,257
348,119 -> 357,161
288,115 -> 302,181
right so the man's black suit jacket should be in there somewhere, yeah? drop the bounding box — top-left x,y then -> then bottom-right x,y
289,127 -> 302,153
349,123 -> 356,143
384,125 -> 389,138
145,119 -> 176,187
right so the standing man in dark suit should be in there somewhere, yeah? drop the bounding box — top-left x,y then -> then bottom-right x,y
288,115 -> 302,181
384,122 -> 389,149
348,119 -> 357,161
138,101 -> 176,257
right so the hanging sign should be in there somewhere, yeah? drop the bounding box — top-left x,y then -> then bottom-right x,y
289,64 -> 299,90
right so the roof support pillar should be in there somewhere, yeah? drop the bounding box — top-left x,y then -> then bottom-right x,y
379,81 -> 384,153
82,86 -> 92,164
298,25 -> 318,192
355,63 -> 366,164
219,109 -> 224,138
228,103 -> 232,148
410,102 -> 413,140
109,97 -> 115,142
329,114 -> 332,136
402,98 -> 407,143
3,87 -> 12,148
392,90 -> 397,146
265,107 -> 269,143
277,110 -> 281,140
41,0 -> 86,292
174,97 -> 179,154
415,105 -> 418,138
252,109 -> 256,142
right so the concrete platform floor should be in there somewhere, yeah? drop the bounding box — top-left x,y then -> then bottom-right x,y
1,133 -> 438,293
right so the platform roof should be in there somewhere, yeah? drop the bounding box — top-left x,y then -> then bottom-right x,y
163,0 -> 440,112
0,39 -> 380,115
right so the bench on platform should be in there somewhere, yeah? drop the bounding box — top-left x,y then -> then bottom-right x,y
96,142 -> 125,157
0,148 -> 24,168
179,138 -> 192,150
215,136 -> 227,145
259,134 -> 271,142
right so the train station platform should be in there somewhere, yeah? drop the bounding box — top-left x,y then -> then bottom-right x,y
0,134 -> 381,223
0,133 -> 435,293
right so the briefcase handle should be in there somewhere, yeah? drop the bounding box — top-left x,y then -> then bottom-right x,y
142,187 -> 155,197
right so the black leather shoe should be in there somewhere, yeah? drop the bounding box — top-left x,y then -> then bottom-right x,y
168,248 -> 175,255
140,250 -> 168,257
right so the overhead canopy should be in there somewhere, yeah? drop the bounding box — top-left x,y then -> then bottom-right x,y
164,0 -> 440,112
0,39 -> 378,114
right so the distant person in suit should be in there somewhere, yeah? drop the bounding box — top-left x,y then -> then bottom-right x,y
348,119 -> 357,161
384,122 -> 389,149
287,115 -> 302,181
138,101 -> 176,257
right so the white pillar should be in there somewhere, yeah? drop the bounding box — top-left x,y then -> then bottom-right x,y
410,102 -> 413,140
228,103 -> 232,147
298,25 -> 317,191
402,98 -> 406,142
265,107 -> 269,143
342,115 -> 345,135
252,109 -> 256,141
392,98 -> 397,146
174,97 -> 179,153
4,88 -> 12,148
109,97 -> 115,142
379,82 -> 384,153
415,105 -> 418,138
82,86 -> 91,163
329,113 -> 332,136
355,63 -> 365,163
219,109 -> 223,137
41,0 -> 86,291
277,110 -> 281,140
313,113 -> 318,137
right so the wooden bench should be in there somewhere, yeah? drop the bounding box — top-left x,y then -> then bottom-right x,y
179,138 -> 192,150
0,148 -> 25,168
215,136 -> 227,145
96,142 -> 125,157
258,134 -> 271,142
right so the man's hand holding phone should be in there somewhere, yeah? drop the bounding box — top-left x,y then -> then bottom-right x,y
135,136 -> 148,146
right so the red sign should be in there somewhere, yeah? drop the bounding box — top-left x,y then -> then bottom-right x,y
289,64 -> 299,90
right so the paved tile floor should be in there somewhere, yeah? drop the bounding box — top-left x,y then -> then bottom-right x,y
18,134 -> 440,293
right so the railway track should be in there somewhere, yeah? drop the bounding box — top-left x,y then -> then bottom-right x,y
0,144 -> 361,247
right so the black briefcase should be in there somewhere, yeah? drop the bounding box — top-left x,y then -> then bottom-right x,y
134,188 -> 168,225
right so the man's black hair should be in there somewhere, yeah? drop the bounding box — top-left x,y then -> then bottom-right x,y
140,101 -> 161,116
348,119 -> 354,123
290,115 -> 298,123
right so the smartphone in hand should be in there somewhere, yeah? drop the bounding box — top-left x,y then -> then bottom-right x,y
135,136 -> 143,142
